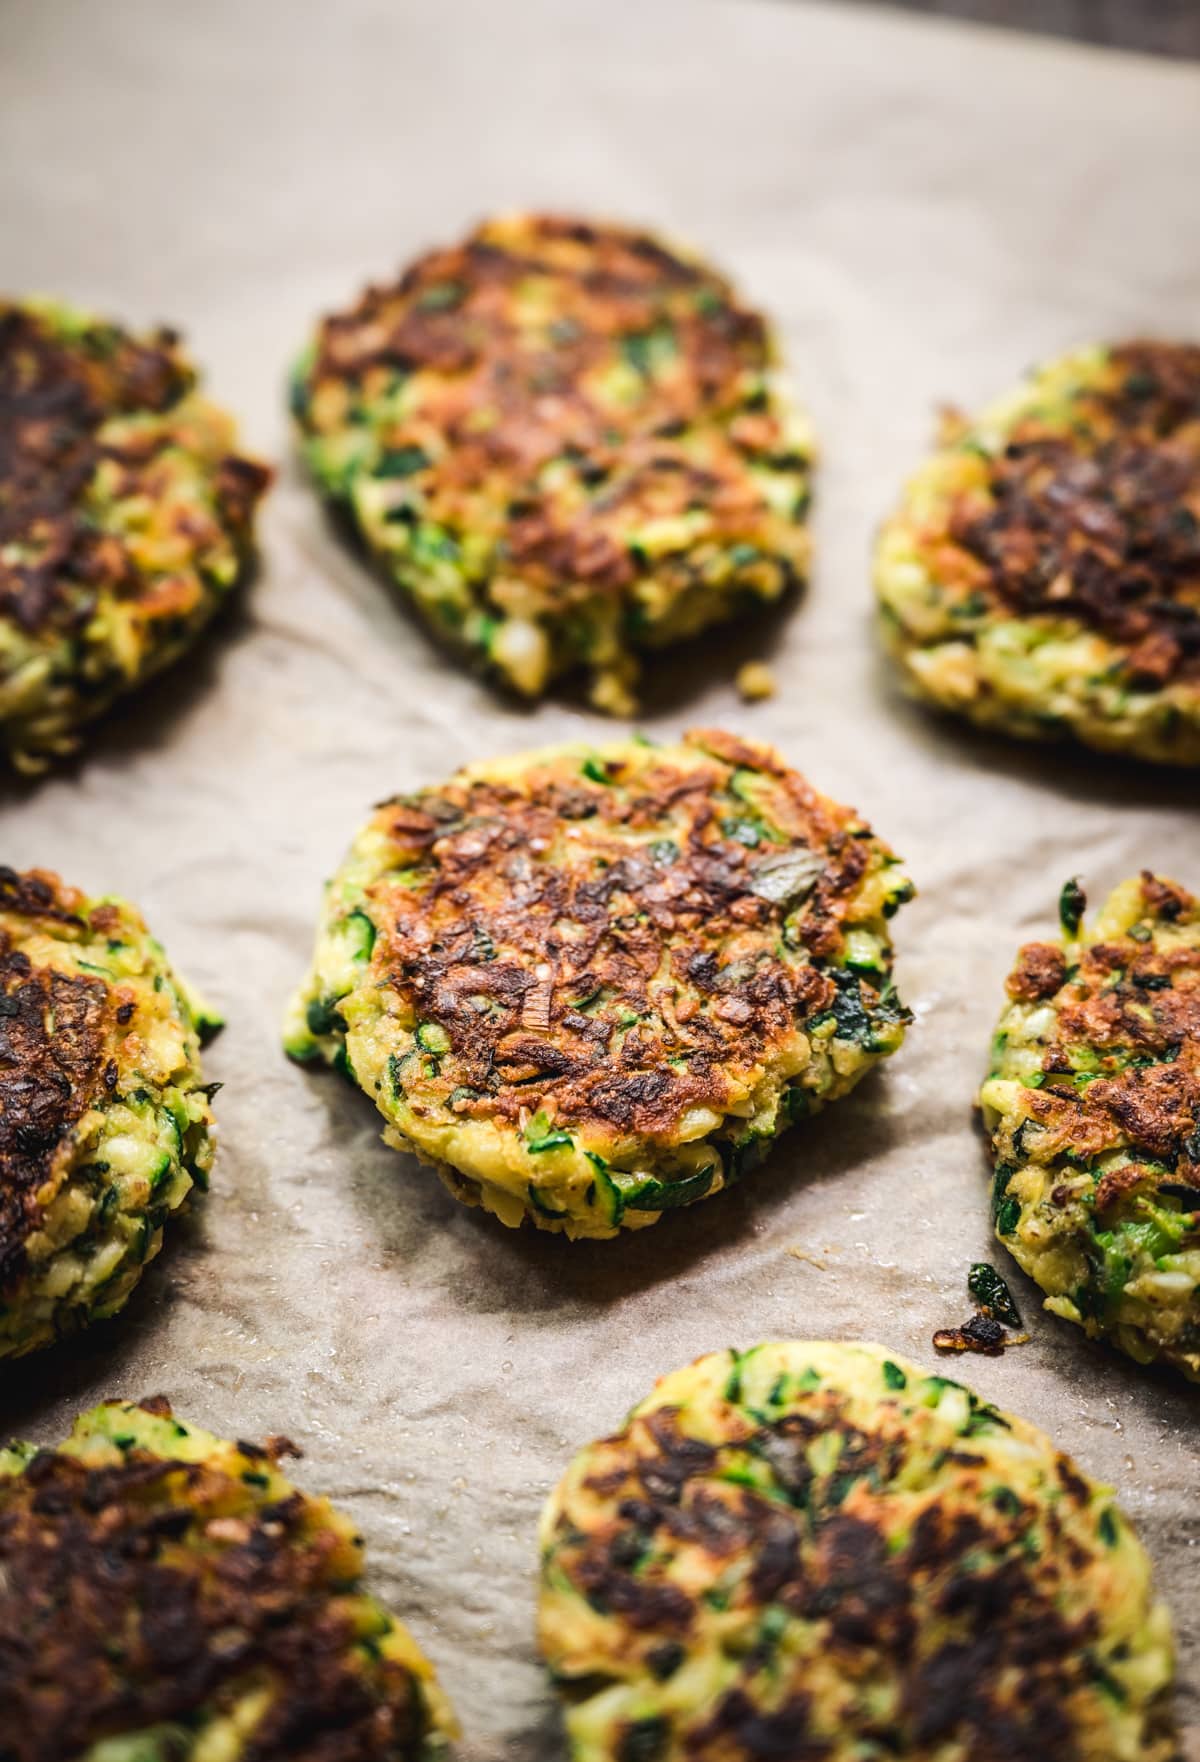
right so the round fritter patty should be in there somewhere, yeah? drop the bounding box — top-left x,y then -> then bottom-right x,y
538,1340 -> 1177,1762
0,866 -> 218,1358
285,732 -> 912,1238
981,872 -> 1200,1379
291,213 -> 813,714
0,1397 -> 456,1761
0,299 -> 270,770
875,342 -> 1200,765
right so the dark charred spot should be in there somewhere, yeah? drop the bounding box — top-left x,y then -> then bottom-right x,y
645,1639 -> 685,1681
932,1313 -> 1011,1357
811,1514 -> 911,1648
1140,869 -> 1189,921
908,1627 -> 1079,1759
748,1513 -> 799,1601
615,1716 -> 671,1762
689,1689 -> 826,1760
1056,1455 -> 1093,1509
573,1551 -> 694,1632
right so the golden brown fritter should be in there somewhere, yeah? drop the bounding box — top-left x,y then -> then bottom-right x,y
286,732 -> 912,1237
0,300 -> 270,769
538,1342 -> 1177,1762
982,872 -> 1200,1377
0,866 -> 217,1358
0,1399 -> 456,1761
876,342 -> 1200,763
292,214 -> 813,712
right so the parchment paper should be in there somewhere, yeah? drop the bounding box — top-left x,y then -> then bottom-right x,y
1,1 -> 1198,1754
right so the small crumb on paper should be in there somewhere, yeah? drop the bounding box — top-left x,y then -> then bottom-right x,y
787,1246 -> 829,1270
736,661 -> 776,702
937,1317 -> 1029,1353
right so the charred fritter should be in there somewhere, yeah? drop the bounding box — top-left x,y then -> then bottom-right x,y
285,731 -> 912,1238
291,213 -> 813,713
538,1341 -> 1178,1762
0,1398 -> 456,1761
982,873 -> 1200,1379
0,299 -> 270,770
875,342 -> 1200,764
0,866 -> 218,1358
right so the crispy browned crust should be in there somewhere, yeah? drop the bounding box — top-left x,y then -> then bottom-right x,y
561,1398 -> 1113,1761
948,343 -> 1200,687
302,215 -> 800,614
0,868 -> 120,1296
0,302 -> 269,640
1012,874 -> 1200,1189
0,1403 -> 431,1762
0,864 -> 88,927
1005,941 -> 1069,1003
368,731 -> 894,1139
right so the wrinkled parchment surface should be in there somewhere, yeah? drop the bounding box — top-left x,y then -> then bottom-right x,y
1,1 -> 1198,1753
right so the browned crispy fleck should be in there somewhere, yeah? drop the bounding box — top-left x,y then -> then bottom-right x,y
1006,942 -> 1068,1003
1094,1162 -> 1165,1214
948,342 -> 1200,686
0,1400 -> 431,1762
1140,868 -> 1191,921
0,864 -> 87,926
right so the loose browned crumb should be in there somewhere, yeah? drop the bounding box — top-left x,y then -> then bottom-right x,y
736,660 -> 776,702
933,1314 -> 1031,1357
786,1246 -> 831,1270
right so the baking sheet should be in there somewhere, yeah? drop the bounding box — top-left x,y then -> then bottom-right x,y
1,0 -> 1199,1753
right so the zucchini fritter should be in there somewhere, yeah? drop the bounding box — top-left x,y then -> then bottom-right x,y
0,1398 -> 456,1761
982,872 -> 1200,1379
538,1341 -> 1177,1762
285,731 -> 912,1238
876,342 -> 1200,764
0,299 -> 270,770
0,866 -> 216,1358
292,213 -> 813,713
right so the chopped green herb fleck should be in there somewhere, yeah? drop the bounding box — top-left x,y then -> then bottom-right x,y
1059,877 -> 1086,938
720,816 -> 762,849
996,1196 -> 1021,1236
967,1262 -> 1022,1327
